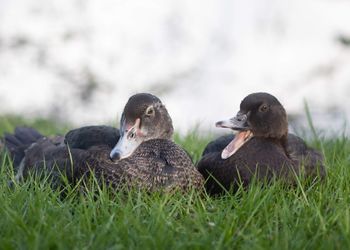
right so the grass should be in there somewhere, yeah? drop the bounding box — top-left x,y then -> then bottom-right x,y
0,115 -> 350,249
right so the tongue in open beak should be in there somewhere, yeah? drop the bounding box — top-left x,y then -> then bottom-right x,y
221,130 -> 253,159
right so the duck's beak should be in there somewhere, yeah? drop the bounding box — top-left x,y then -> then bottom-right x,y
216,111 -> 253,159
215,111 -> 250,130
110,118 -> 143,162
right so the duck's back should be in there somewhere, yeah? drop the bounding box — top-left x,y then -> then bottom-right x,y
65,125 -> 119,150
92,139 -> 204,191
286,134 -> 326,178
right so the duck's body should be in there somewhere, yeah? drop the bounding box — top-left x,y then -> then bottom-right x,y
198,137 -> 297,194
202,133 -> 324,173
10,131 -> 201,191
197,93 -> 325,195
90,139 -> 202,191
4,94 -> 204,191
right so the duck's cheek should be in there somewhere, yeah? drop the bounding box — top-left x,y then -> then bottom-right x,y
136,129 -> 145,137
139,121 -> 154,137
139,125 -> 155,138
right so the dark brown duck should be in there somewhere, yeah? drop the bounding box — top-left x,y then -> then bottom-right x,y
4,93 -> 204,192
197,92 -> 325,195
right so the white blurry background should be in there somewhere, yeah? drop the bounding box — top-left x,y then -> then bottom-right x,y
0,0 -> 350,135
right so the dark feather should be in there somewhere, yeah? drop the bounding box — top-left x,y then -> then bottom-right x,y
4,127 -> 44,170
64,125 -> 119,150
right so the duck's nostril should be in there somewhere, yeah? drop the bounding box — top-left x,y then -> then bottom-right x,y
110,152 -> 121,162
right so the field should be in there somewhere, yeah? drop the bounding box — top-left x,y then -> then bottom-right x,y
0,116 -> 349,250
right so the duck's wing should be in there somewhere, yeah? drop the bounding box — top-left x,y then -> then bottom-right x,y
152,140 -> 204,191
287,133 -> 326,178
202,134 -> 235,156
64,125 -> 120,150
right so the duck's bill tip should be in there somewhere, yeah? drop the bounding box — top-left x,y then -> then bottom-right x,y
110,147 -> 134,162
221,130 -> 253,159
215,119 -> 233,129
109,150 -> 122,162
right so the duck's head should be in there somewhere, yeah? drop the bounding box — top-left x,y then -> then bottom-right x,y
216,92 -> 288,159
110,93 -> 173,162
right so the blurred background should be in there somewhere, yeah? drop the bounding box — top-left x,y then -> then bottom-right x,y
0,0 -> 349,135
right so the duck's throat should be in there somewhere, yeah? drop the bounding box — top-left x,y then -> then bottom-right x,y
221,130 -> 253,159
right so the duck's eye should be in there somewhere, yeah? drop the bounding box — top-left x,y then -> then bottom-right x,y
128,131 -> 136,139
259,104 -> 269,113
145,106 -> 155,116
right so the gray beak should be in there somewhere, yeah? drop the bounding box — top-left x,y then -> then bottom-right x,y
215,111 -> 250,131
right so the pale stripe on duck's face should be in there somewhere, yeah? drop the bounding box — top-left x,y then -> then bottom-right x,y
109,104 -> 168,162
110,116 -> 144,162
109,93 -> 174,162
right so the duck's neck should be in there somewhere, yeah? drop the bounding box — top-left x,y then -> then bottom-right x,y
159,114 -> 174,140
264,135 -> 290,157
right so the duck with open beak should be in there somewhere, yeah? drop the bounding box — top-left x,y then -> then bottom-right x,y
214,92 -> 289,161
197,92 -> 325,195
216,111 -> 254,159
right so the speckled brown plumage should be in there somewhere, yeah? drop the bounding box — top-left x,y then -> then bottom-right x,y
86,139 -> 203,191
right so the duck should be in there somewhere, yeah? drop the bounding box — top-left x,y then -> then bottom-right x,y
4,93 -> 204,192
197,92 -> 325,195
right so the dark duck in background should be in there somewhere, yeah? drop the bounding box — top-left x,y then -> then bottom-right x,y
4,93 -> 204,192
197,92 -> 325,195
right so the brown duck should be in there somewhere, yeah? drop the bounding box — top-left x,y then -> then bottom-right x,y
197,92 -> 325,195
4,93 -> 204,192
